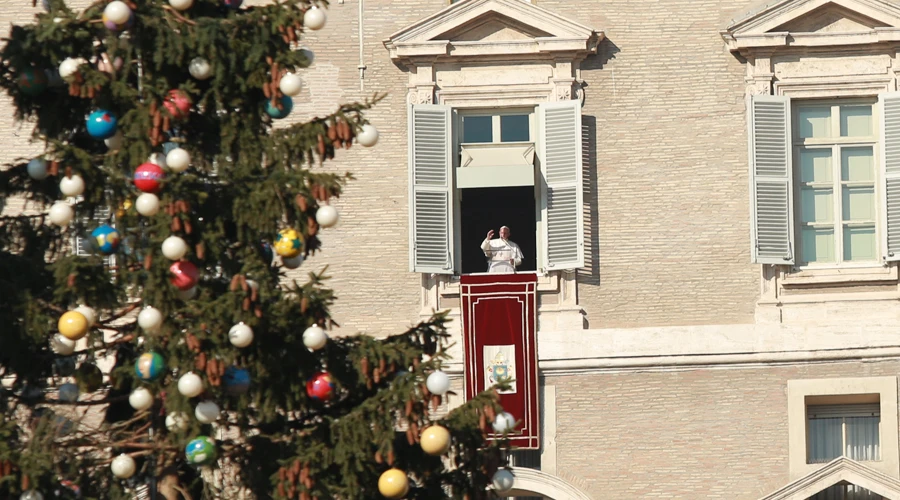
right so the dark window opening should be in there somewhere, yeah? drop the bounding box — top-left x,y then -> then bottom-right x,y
460,186 -> 537,275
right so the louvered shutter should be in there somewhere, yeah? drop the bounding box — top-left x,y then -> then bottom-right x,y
749,95 -> 794,264
408,104 -> 455,273
881,93 -> 900,261
539,100 -> 584,270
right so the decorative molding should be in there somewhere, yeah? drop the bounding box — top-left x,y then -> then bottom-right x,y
761,457 -> 900,500
506,467 -> 593,500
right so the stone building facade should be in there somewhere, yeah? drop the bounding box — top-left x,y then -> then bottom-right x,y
6,0 -> 900,498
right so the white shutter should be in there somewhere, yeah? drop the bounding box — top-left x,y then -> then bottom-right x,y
408,104 -> 455,273
880,92 -> 900,261
539,100 -> 584,270
749,95 -> 794,265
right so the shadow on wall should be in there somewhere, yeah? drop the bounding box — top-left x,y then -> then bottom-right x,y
578,114 -> 601,289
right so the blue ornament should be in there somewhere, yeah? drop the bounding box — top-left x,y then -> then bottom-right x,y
91,224 -> 121,255
58,383 -> 79,403
261,242 -> 274,265
134,351 -> 166,381
265,95 -> 293,119
223,367 -> 250,395
86,110 -> 118,139
185,436 -> 217,465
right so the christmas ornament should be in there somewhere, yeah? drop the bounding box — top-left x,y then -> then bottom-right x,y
114,198 -> 132,218
58,57 -> 85,82
426,370 -> 450,396
136,193 -> 160,216
177,372 -> 204,398
492,411 -> 516,433
274,228 -> 303,258
306,371 -> 336,401
18,67 -> 47,96
169,261 -> 200,290
111,454 -> 136,479
134,162 -> 165,193
27,158 -> 48,180
59,174 -> 85,197
137,306 -> 163,332
281,254 -> 304,269
48,202 -> 74,226
492,469 -> 515,493
279,73 -> 302,96
104,131 -> 124,150
86,110 -> 118,139
74,305 -> 97,327
58,383 -> 79,402
102,1 -> 131,27
58,310 -> 89,340
228,322 -> 254,348
166,412 -> 189,431
168,0 -> 193,11
166,148 -> 190,172
189,57 -> 212,80
304,6 -> 326,30
261,242 -> 274,264
75,363 -> 103,392
20,491 -> 44,500
420,425 -> 451,455
177,286 -> 198,300
91,224 -> 121,254
223,0 -> 242,9
128,387 -> 153,410
134,351 -> 166,381
315,205 -> 339,228
265,95 -> 293,119
377,468 -> 409,499
194,400 -> 220,423
223,367 -> 250,394
185,436 -> 216,465
299,47 -> 315,66
50,334 -> 76,356
104,12 -> 133,32
163,90 -> 191,120
302,324 -> 327,350
357,124 -> 379,147
162,235 -> 188,260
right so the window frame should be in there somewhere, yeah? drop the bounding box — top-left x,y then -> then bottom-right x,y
457,107 -> 536,146
806,402 -> 882,464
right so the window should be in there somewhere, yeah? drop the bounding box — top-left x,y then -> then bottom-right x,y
461,112 -> 532,144
793,101 -> 878,266
810,484 -> 884,500
807,403 -> 880,463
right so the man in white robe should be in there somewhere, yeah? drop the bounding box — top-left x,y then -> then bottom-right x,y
481,226 -> 524,273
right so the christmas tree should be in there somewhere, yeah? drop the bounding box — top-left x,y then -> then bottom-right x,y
0,0 -> 514,498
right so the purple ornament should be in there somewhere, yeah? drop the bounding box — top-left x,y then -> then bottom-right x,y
223,0 -> 243,8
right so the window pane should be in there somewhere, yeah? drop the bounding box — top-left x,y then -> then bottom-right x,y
846,416 -> 880,461
500,114 -> 530,142
807,417 -> 842,463
841,147 -> 874,182
799,106 -> 832,138
462,116 -> 492,143
801,227 -> 835,263
841,105 -> 873,137
799,149 -> 832,183
843,226 -> 877,262
842,187 -> 875,222
800,188 -> 833,223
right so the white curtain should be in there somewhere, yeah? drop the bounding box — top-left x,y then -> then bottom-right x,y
807,415 -> 879,463
846,416 -> 880,461
808,417 -> 843,463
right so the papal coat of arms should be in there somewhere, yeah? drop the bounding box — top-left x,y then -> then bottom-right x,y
484,345 -> 516,394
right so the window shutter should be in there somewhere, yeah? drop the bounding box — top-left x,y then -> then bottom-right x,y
408,104 -> 455,273
749,95 -> 794,265
538,100 -> 584,270
880,92 -> 900,261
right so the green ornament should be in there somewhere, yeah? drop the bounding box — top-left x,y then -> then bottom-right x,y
17,68 -> 47,96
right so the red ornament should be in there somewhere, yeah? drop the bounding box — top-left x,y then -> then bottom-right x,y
306,371 -> 336,402
134,163 -> 165,193
169,261 -> 199,290
163,90 -> 192,120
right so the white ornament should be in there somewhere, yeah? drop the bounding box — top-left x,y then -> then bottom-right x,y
299,47 -> 315,66
27,159 -> 48,180
279,73 -> 302,97
104,131 -> 124,150
302,325 -> 327,350
492,412 -> 516,433
59,174 -> 85,197
135,193 -> 160,216
178,372 -> 204,398
48,202 -> 74,227
149,152 -> 167,170
166,148 -> 190,173
177,286 -> 198,300
103,1 -> 131,24
426,371 -> 450,396
59,58 -> 85,81
129,388 -> 153,411
58,383 -> 79,402
74,305 -> 97,327
165,411 -> 189,431
492,469 -> 515,494
168,0 -> 193,11
20,491 -> 44,500
315,205 -> 339,228
137,306 -> 163,332
161,236 -> 188,260
195,400 -> 220,424
228,322 -> 254,348
110,454 -> 136,479
357,124 -> 379,147
282,254 -> 304,269
304,7 -> 326,30
189,57 -> 212,80
50,334 -> 76,355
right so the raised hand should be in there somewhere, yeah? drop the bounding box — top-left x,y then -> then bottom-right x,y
487,229 -> 495,240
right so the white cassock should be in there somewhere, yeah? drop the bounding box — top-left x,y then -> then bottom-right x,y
481,238 -> 524,273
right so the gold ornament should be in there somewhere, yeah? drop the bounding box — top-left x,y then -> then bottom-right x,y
274,228 -> 304,258
420,425 -> 451,455
58,310 -> 89,340
378,468 -> 409,499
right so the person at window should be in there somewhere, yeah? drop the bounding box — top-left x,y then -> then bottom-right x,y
481,226 -> 523,273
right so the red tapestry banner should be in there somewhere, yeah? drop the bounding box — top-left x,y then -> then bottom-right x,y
461,273 -> 539,449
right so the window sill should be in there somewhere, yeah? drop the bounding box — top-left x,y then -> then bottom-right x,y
781,264 -> 898,286
438,272 -> 557,297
